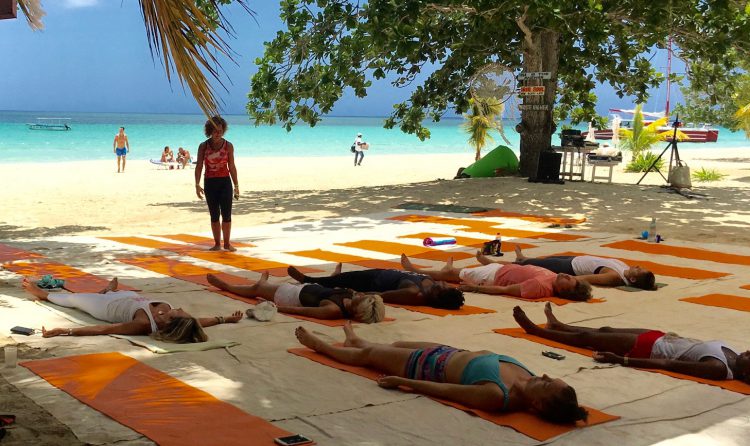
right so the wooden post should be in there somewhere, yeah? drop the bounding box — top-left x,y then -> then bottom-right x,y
0,0 -> 17,20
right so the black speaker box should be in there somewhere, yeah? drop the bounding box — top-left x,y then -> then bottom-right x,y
528,151 -> 564,184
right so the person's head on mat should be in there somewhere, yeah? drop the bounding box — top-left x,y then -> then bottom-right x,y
552,274 -> 592,301
624,266 -> 656,290
295,322 -> 588,423
350,292 -> 386,323
153,314 -> 208,343
425,282 -> 465,309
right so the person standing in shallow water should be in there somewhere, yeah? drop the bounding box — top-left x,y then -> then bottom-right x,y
113,127 -> 130,173
194,116 -> 239,251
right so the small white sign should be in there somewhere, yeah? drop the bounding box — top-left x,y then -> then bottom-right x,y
518,104 -> 550,111
518,86 -> 546,96
517,71 -> 552,80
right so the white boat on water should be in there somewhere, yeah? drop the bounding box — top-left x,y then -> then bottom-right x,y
26,118 -> 72,131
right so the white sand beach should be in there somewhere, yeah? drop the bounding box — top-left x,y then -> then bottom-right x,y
1,146 -> 750,445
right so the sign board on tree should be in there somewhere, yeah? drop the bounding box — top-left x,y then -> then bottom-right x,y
518,104 -> 550,111
518,86 -> 545,96
517,72 -> 551,80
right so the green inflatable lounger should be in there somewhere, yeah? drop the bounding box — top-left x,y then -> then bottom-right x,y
459,145 -> 519,178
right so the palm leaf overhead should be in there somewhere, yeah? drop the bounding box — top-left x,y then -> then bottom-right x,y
17,0 -> 249,117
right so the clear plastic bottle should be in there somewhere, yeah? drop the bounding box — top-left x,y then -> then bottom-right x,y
648,217 -> 657,242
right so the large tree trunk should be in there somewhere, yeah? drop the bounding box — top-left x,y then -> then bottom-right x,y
518,29 -> 560,178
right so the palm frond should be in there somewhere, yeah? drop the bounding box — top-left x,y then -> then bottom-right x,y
735,103 -> 750,138
17,0 -> 45,30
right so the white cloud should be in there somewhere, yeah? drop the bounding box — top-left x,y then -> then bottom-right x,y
64,0 -> 100,8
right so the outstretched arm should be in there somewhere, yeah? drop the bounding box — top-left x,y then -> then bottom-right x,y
198,311 -> 243,327
380,288 -> 426,305
594,352 -> 728,380
43,320 -> 149,338
276,305 -> 341,320
460,284 -> 521,296
378,377 -> 503,411
576,272 -> 623,287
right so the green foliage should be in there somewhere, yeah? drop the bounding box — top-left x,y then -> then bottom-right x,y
618,105 -> 666,155
625,151 -> 663,173
463,98 -> 503,161
691,167 -> 728,182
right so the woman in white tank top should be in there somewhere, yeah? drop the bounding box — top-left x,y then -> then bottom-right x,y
22,277 -> 242,343
513,303 -> 750,382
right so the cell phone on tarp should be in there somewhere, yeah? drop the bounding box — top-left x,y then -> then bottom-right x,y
542,351 -> 565,360
274,434 -> 314,446
10,326 -> 34,336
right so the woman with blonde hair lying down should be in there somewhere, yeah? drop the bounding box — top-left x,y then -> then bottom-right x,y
207,272 -> 386,323
295,322 -> 588,423
22,277 -> 242,343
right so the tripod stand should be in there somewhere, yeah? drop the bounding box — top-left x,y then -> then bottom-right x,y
636,115 -> 681,185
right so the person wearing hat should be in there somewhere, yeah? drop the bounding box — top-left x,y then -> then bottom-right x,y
353,132 -> 367,166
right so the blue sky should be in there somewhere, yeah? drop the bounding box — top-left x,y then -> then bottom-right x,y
0,1 -> 680,117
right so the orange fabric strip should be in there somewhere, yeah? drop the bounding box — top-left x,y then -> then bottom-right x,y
386,303 -> 495,316
602,240 -> 750,266
554,251 -> 730,280
472,209 -> 586,225
337,240 -> 474,261
397,232 -> 537,251
157,233 -> 255,248
680,293 -> 750,313
289,249 -> 422,270
22,352 -> 293,445
741,285 -> 750,291
493,328 -> 750,395
288,348 -> 618,441
0,243 -> 43,263
3,261 -> 134,293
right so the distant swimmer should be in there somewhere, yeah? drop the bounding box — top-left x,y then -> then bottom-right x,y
113,127 -> 130,173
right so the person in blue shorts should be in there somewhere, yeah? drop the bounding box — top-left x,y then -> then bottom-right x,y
113,127 -> 130,173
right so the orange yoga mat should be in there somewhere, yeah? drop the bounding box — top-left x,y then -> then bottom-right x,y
0,243 -> 43,263
397,233 -> 537,252
103,236 -> 321,277
119,256 -> 384,327
554,251 -> 730,280
3,261 -> 134,293
387,303 -> 495,316
472,209 -> 587,225
337,240 -> 474,261
288,348 -> 618,441
158,234 -> 255,248
680,293 -> 750,313
289,249 -> 423,270
493,328 -> 750,395
602,240 -> 750,266
388,215 -> 587,241
22,353 -> 293,445
742,285 -> 750,291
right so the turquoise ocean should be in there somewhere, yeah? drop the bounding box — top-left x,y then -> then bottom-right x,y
0,110 -> 747,163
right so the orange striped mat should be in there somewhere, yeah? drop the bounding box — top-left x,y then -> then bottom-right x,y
742,285 -> 750,291
0,243 -> 43,263
23,353 -> 294,445
2,261 -> 135,293
387,303 -> 495,316
103,236 -> 321,277
288,348 -> 618,441
119,256 -> 385,327
397,233 -> 537,252
157,233 -> 255,248
288,249 -> 421,270
493,328 -> 750,395
553,251 -> 730,280
388,215 -> 587,241
602,240 -> 750,266
680,294 -> 750,313
472,209 -> 587,225
337,240 -> 474,262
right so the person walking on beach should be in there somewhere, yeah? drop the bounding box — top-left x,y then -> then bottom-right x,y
113,127 -> 130,173
353,132 -> 367,166
195,116 -> 240,251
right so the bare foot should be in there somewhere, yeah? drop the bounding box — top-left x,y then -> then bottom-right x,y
440,257 -> 454,273
475,250 -> 493,265
99,277 -> 118,294
206,273 -> 229,289
513,306 -> 540,334
208,245 -> 221,251
287,266 -> 307,283
400,254 -> 417,272
342,321 -> 366,348
514,245 -> 527,262
295,326 -> 325,352
543,302 -> 563,329
224,244 -> 237,252
22,277 -> 49,300
257,271 -> 270,284
333,262 -> 342,276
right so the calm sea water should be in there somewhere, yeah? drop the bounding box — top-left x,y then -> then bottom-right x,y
0,111 -> 746,163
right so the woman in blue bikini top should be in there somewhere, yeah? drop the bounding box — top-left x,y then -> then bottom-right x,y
295,322 -> 588,424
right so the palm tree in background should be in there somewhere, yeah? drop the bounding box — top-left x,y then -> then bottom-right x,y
736,104 -> 750,138
15,0 -> 249,117
619,104 -> 689,172
463,97 -> 504,161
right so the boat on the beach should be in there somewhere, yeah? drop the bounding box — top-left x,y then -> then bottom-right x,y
588,109 -> 719,143
26,117 -> 72,131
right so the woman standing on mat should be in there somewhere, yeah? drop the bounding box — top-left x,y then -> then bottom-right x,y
207,272 -> 385,323
295,322 -> 588,423
195,116 -> 239,251
513,303 -> 750,382
23,277 -> 242,343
